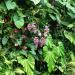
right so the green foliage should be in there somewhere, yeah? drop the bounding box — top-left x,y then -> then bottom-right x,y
13,14 -> 24,29
0,0 -> 75,75
31,0 -> 41,5
43,35 -> 65,73
2,36 -> 8,45
17,55 -> 35,75
64,31 -> 75,45
5,0 -> 17,10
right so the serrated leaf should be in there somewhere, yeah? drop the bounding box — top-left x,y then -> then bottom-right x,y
17,55 -> 34,75
31,0 -> 40,5
46,35 -> 53,48
5,0 -> 16,10
44,51 -> 55,72
13,14 -> 24,29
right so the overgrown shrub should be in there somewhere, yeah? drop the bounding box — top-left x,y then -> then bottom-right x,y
0,0 -> 75,75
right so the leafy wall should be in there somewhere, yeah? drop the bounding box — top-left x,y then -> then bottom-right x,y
0,0 -> 75,75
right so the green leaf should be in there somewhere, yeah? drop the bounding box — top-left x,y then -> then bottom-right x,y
31,0 -> 40,5
13,14 -> 24,29
43,0 -> 53,8
0,2 -> 7,12
44,51 -> 55,72
17,55 -> 34,75
46,35 -> 53,48
67,24 -> 74,28
16,37 -> 22,46
5,0 -> 16,10
64,31 -> 75,45
15,68 -> 24,74
5,70 -> 15,75
2,36 -> 8,45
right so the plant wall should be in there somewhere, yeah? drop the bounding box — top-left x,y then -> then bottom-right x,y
0,0 -> 75,75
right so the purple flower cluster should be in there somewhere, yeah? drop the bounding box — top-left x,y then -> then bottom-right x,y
44,26 -> 49,37
27,23 -> 49,47
34,37 -> 46,47
27,23 -> 38,33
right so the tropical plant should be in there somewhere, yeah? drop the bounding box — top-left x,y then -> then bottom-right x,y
0,0 -> 75,75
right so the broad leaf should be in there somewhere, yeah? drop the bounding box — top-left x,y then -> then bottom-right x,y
43,50 -> 55,72
17,55 -> 34,75
13,14 -> 24,29
2,36 -> 8,45
5,0 -> 16,10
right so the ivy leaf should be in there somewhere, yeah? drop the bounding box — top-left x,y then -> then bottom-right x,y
13,14 -> 24,29
31,0 -> 40,5
2,36 -> 8,45
64,31 -> 75,45
17,55 -> 34,75
5,0 -> 16,10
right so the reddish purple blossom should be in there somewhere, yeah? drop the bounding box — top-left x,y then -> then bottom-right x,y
39,37 -> 46,47
27,23 -> 38,33
44,26 -> 49,37
27,24 -> 32,31
44,26 -> 49,33
34,37 -> 39,47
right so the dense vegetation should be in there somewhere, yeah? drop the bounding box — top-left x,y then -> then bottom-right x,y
0,0 -> 75,75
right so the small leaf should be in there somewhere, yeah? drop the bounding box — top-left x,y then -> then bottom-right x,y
13,14 -> 24,29
5,0 -> 16,10
67,24 -> 74,28
15,68 -> 24,74
64,31 -> 75,45
2,36 -> 8,45
31,0 -> 40,5
16,38 -> 22,45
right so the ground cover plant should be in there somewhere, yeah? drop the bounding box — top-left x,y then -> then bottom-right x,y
0,0 -> 75,75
